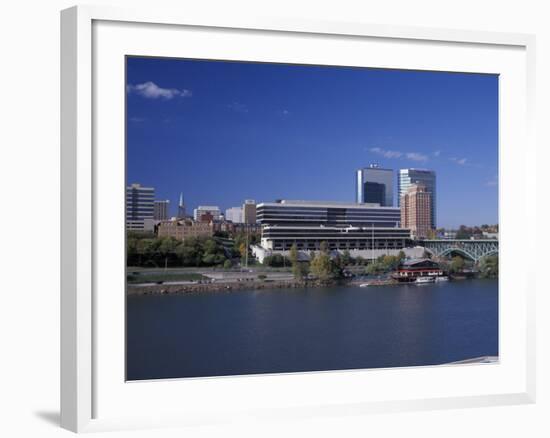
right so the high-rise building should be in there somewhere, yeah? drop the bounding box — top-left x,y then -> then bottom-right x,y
126,183 -> 155,231
398,169 -> 436,227
177,193 -> 186,219
400,184 -> 432,239
154,200 -> 170,220
356,164 -> 394,206
242,199 -> 257,224
193,206 -> 221,221
225,206 -> 243,223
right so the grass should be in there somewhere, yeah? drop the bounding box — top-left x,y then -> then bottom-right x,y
126,272 -> 207,284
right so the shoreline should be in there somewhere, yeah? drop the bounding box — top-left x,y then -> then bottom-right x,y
127,279 -> 310,295
126,275 -> 497,296
126,277 -> 400,295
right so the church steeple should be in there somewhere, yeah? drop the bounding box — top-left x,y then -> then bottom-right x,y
178,192 -> 186,218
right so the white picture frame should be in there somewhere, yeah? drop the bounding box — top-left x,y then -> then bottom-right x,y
61,4 -> 537,433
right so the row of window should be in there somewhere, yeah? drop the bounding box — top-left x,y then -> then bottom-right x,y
263,229 -> 410,235
258,213 -> 401,218
272,240 -> 407,250
257,208 -> 400,215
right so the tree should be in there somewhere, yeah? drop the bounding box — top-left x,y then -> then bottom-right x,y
438,259 -> 450,274
292,261 -> 308,282
341,249 -> 351,266
263,254 -> 289,267
456,225 -> 472,240
310,241 -> 334,283
365,261 -> 380,275
203,238 -> 218,255
450,255 -> 465,273
223,259 -> 232,269
381,255 -> 401,271
426,229 -> 438,240
310,252 -> 333,283
127,237 -> 138,265
175,237 -> 203,267
136,238 -> 159,266
289,243 -> 308,281
238,242 -> 248,260
289,243 -> 299,265
363,253 -> 403,275
158,237 -> 178,268
479,255 -> 498,278
201,238 -> 226,266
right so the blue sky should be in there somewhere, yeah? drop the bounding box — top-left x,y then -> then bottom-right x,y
126,56 -> 498,228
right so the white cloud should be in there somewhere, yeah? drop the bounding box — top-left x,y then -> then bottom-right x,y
369,147 -> 403,159
406,152 -> 428,162
450,157 -> 467,165
369,147 -> 428,162
368,147 -> 481,168
127,81 -> 192,99
384,150 -> 403,159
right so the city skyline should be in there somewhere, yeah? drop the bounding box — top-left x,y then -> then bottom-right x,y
126,57 -> 498,228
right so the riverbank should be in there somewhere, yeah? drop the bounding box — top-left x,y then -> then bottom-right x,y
126,273 -> 494,295
127,279 -> 307,295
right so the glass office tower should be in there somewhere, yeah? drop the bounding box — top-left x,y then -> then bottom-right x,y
356,165 -> 394,206
398,169 -> 437,228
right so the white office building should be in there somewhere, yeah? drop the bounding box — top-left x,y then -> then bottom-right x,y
193,205 -> 221,221
225,206 -> 243,223
257,200 -> 409,252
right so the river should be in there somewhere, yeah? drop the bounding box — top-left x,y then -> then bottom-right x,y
126,279 -> 498,380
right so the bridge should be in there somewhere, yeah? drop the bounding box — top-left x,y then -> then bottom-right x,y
419,239 -> 498,263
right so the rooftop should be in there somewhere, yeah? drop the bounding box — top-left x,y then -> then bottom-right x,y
401,258 -> 438,266
259,200 -> 399,210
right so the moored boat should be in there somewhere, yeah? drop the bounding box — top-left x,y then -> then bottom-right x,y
415,276 -> 435,284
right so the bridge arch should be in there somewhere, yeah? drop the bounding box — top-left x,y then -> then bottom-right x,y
476,249 -> 499,262
439,247 -> 477,261
419,239 -> 499,264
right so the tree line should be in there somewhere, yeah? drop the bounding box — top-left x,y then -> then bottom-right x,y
283,242 -> 359,284
265,244 -> 409,283
127,234 -> 230,268
127,230 -> 264,268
